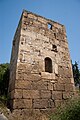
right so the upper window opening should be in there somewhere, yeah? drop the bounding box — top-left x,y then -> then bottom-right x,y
48,23 -> 52,30
21,42 -> 23,45
54,33 -> 56,39
13,40 -> 15,46
52,45 -> 57,52
45,57 -> 52,73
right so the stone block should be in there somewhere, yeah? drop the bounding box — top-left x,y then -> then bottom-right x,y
23,11 -> 28,17
58,77 -> 72,84
23,90 -> 40,99
14,89 -> 23,98
54,83 -> 65,91
65,84 -> 74,92
63,92 -> 75,100
48,99 -> 55,108
58,66 -> 72,78
52,91 -> 62,100
28,13 -> 37,20
55,100 -> 62,107
53,23 -> 62,29
23,74 -> 41,81
48,82 -> 53,90
57,77 -> 65,84
41,72 -> 55,79
55,63 -> 58,74
15,80 -> 32,89
38,17 -> 47,24
13,99 -> 32,109
62,92 -> 71,100
33,21 -> 42,27
40,90 -> 51,99
31,81 -> 47,90
33,99 -> 48,109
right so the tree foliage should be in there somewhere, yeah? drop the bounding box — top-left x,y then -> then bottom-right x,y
0,63 -> 10,97
72,61 -> 80,86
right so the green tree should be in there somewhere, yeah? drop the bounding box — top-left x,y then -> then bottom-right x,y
0,63 -> 10,97
72,61 -> 80,87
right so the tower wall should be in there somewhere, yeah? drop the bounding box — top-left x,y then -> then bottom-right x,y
9,10 -> 75,113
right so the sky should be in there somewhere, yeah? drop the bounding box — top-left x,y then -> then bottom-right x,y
0,0 -> 80,67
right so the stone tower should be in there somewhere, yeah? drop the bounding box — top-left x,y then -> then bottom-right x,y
9,10 -> 75,113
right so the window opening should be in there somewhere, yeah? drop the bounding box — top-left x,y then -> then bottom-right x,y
21,42 -> 23,45
52,45 -> 57,52
13,40 -> 15,46
45,57 -> 52,73
54,33 -> 56,39
48,23 -> 52,30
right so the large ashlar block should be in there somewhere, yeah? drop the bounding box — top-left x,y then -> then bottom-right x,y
62,92 -> 74,100
14,89 -> 23,99
48,82 -> 54,90
41,72 -> 55,79
33,99 -> 48,109
23,74 -> 41,81
23,90 -> 40,99
13,99 -> 32,109
31,81 -> 48,90
40,90 -> 51,99
52,91 -> 62,100
54,63 -> 58,74
28,13 -> 37,20
15,80 -> 32,89
38,17 -> 47,24
65,84 -> 75,92
55,100 -> 62,107
54,83 -> 65,91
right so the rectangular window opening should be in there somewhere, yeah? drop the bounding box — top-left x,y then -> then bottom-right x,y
48,23 -> 52,30
52,45 -> 57,52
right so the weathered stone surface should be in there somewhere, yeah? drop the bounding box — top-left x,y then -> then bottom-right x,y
48,82 -> 53,90
52,91 -> 62,100
13,99 -> 32,109
31,81 -> 47,90
48,99 -> 55,108
40,90 -> 51,99
62,92 -> 74,100
14,89 -> 23,98
28,13 -> 37,20
54,83 -> 65,91
15,80 -> 32,89
41,72 -> 55,79
65,84 -> 74,92
55,100 -> 62,107
38,17 -> 47,24
23,90 -> 40,99
58,66 -> 72,78
33,99 -> 48,109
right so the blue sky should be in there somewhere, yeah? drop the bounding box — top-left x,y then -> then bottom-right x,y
0,0 -> 80,67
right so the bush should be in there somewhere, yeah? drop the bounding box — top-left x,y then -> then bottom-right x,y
0,63 -> 10,97
50,95 -> 80,120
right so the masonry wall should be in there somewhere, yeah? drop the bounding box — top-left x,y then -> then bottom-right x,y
9,10 -> 75,114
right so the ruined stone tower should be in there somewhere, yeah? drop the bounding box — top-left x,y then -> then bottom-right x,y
9,10 -> 75,114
